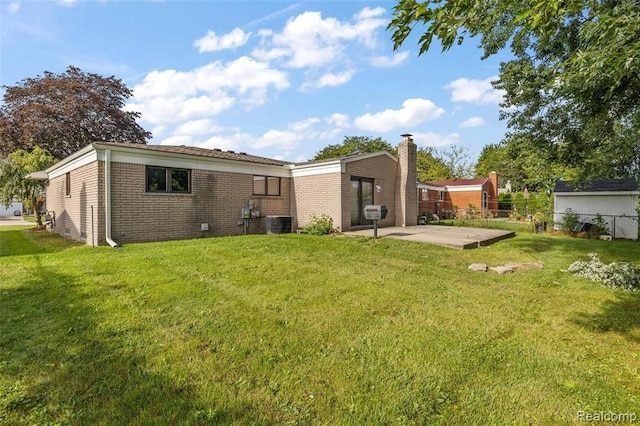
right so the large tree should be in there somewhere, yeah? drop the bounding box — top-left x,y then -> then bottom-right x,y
0,66 -> 151,160
389,0 -> 640,182
311,135 -> 455,181
416,146 -> 451,181
311,136 -> 395,160
0,147 -> 56,227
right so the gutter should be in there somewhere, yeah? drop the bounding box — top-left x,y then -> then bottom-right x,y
104,149 -> 119,248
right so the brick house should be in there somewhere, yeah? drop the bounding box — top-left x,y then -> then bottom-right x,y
418,171 -> 499,218
43,134 -> 417,246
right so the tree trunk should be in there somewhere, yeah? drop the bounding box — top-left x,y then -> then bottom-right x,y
33,196 -> 43,228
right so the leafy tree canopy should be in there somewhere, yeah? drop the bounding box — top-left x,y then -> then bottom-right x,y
389,0 -> 640,182
311,135 -> 459,181
416,146 -> 451,181
0,66 -> 151,160
0,147 -> 56,226
311,136 -> 395,160
436,144 -> 474,179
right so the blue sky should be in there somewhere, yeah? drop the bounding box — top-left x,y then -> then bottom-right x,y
1,0 -> 511,165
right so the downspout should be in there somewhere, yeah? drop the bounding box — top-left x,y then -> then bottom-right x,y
104,149 -> 119,248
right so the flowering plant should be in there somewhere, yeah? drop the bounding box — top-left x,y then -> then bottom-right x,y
567,253 -> 640,291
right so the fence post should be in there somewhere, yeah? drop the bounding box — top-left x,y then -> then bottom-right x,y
613,216 -> 616,239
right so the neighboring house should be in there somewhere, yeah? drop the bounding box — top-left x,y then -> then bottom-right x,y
0,201 -> 23,216
418,171 -> 499,218
42,134 -> 418,246
553,179 -> 639,240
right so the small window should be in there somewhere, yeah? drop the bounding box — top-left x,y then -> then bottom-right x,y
439,191 -> 444,201
65,172 -> 71,196
146,166 -> 191,193
421,189 -> 428,201
253,175 -> 280,196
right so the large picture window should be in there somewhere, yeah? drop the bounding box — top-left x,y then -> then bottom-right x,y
146,166 -> 191,193
253,175 -> 280,196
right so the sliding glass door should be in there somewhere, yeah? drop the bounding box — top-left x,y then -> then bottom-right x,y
350,177 -> 374,226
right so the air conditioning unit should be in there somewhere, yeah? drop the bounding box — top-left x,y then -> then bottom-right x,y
266,215 -> 292,234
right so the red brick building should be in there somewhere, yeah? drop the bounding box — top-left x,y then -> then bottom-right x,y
418,171 -> 499,218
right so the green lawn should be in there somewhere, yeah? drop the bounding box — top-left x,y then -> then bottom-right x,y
1,227 -> 639,424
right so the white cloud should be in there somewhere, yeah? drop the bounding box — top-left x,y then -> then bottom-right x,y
127,93 -> 236,126
173,119 -> 224,136
354,98 -> 445,132
199,134 -> 244,151
370,51 -> 409,68
133,69 -> 197,99
128,56 -> 289,124
159,135 -> 194,146
288,117 -> 321,133
444,76 -> 505,104
194,28 -> 251,53
252,8 -> 387,69
354,6 -> 385,20
59,0 -> 76,6
253,129 -> 300,150
412,132 -> 461,147
151,125 -> 166,138
302,70 -> 355,91
8,2 -> 20,13
326,113 -> 350,128
459,116 -> 486,128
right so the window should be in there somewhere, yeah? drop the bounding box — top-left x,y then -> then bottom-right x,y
421,189 -> 428,201
439,191 -> 444,201
65,172 -> 71,196
253,175 -> 280,196
146,166 -> 191,193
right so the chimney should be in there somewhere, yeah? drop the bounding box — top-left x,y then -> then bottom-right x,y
396,134 -> 418,227
489,171 -> 498,212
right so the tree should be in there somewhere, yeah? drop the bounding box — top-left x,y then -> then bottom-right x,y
437,145 -> 474,179
416,146 -> 451,181
311,136 -> 395,161
0,66 -> 151,160
389,0 -> 640,182
0,147 -> 56,227
474,143 -> 524,187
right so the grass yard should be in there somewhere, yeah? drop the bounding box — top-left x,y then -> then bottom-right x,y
1,226 -> 640,424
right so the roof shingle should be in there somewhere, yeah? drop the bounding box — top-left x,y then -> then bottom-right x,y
554,179 -> 638,192
94,142 -> 292,166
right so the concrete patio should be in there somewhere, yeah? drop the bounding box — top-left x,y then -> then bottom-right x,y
344,225 -> 515,250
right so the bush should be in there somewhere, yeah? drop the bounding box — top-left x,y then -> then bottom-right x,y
567,253 -> 640,291
591,213 -> 610,236
300,213 -> 334,235
562,208 -> 580,233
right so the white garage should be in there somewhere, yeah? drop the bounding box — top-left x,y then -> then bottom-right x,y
554,179 -> 639,240
0,201 -> 23,217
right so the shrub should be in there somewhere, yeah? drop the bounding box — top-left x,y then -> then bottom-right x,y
513,192 -> 526,214
562,208 -> 580,233
567,253 -> 640,291
591,213 -> 610,236
300,213 -> 334,235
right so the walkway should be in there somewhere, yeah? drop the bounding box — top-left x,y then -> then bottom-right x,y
0,215 -> 34,226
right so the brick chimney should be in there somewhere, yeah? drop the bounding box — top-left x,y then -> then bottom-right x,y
489,171 -> 498,211
396,134 -> 418,227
